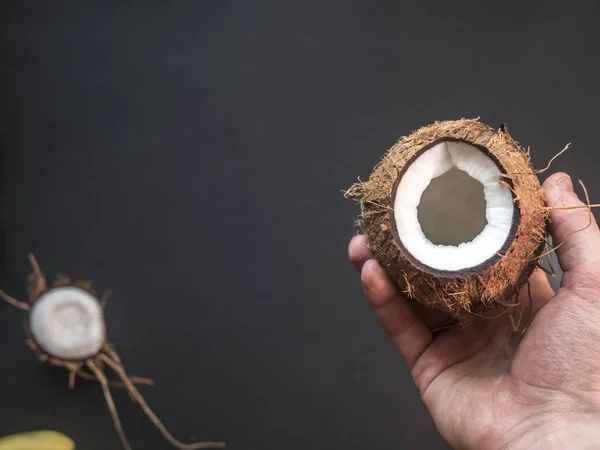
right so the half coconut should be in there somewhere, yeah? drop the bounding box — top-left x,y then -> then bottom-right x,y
347,119 -> 547,317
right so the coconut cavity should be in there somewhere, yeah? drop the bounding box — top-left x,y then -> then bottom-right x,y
347,119 -> 548,317
29,286 -> 105,360
394,140 -> 515,272
418,167 -> 487,246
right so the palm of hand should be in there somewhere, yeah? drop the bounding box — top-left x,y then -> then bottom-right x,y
349,173 -> 600,450
421,283 -> 600,449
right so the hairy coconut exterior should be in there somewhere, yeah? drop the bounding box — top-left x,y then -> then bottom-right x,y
347,119 -> 547,317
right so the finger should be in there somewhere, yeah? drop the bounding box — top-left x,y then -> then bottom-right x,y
348,235 -> 373,272
543,173 -> 600,275
349,236 -> 453,328
361,259 -> 432,369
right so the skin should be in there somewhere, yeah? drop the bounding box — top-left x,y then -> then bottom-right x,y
348,172 -> 600,450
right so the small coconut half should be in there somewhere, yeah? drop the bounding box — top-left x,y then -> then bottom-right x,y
28,286 -> 106,360
347,119 -> 547,317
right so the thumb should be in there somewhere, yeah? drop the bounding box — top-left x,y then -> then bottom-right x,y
543,172 -> 600,276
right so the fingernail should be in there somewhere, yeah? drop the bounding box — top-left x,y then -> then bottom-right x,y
554,174 -> 573,193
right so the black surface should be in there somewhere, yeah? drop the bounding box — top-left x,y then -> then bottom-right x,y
0,2 -> 598,449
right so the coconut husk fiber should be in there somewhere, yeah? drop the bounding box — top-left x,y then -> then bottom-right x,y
346,118 -> 547,318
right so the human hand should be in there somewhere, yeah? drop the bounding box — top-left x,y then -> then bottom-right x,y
348,172 -> 600,450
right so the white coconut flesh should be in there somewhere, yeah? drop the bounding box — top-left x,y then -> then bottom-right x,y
394,140 -> 515,272
29,287 -> 106,360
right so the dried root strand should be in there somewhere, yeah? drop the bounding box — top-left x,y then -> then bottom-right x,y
87,359 -> 133,450
27,253 -> 47,299
467,305 -> 515,321
544,239 -> 557,276
508,305 -> 520,333
100,290 -> 112,309
28,253 -> 44,284
524,280 -> 533,334
545,204 -> 600,211
535,244 -> 563,262
100,353 -> 226,450
68,364 -> 82,389
74,280 -> 93,291
0,289 -> 30,311
535,143 -> 571,174
98,344 -> 152,403
75,367 -> 154,388
509,280 -> 533,336
343,178 -> 366,199
430,318 -> 460,335
537,260 -> 554,276
53,274 -> 72,286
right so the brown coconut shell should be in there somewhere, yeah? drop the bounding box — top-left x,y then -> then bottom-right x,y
347,118 -> 547,318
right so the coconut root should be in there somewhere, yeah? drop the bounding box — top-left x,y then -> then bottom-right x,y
535,143 -> 571,174
68,365 -> 80,389
99,353 -> 226,450
509,280 -> 533,334
544,240 -> 557,276
83,340 -> 222,450
74,367 -> 154,388
100,290 -> 112,309
27,253 -> 47,301
87,359 -> 133,450
0,289 -> 30,311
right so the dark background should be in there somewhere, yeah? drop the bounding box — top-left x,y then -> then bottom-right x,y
0,1 -> 597,449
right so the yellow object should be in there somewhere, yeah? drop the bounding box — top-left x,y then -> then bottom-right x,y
0,431 -> 74,450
